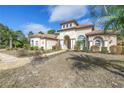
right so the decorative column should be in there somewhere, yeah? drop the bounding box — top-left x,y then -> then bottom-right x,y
60,39 -> 64,49
89,41 -> 93,49
71,38 -> 76,50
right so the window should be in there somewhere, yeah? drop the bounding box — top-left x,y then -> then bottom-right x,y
94,37 -> 104,47
95,40 -> 101,46
36,41 -> 38,46
66,24 -> 68,28
78,35 -> 85,41
70,23 -> 72,27
31,40 -> 34,46
62,25 -> 65,28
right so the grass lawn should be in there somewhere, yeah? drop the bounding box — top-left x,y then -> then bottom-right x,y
0,51 -> 124,88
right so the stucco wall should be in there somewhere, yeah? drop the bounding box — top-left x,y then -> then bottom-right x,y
59,28 -> 92,49
30,38 -> 57,50
45,39 -> 57,50
88,35 -> 117,51
30,38 -> 45,48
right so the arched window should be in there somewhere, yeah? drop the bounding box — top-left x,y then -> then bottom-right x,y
95,40 -> 101,46
78,35 -> 85,41
94,37 -> 104,47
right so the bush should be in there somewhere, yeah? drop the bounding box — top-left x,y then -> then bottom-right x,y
0,45 -> 6,49
91,45 -> 100,53
101,47 -> 108,54
110,45 -> 117,54
40,47 -> 44,51
30,46 -> 39,50
122,47 -> 124,54
52,44 -> 61,50
52,45 -> 56,50
23,44 -> 30,50
110,45 -> 122,54
82,47 -> 89,52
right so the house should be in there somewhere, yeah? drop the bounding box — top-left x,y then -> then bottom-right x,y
30,19 -> 117,51
30,34 -> 58,50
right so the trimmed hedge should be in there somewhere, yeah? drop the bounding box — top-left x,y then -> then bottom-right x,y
101,47 -> 108,54
121,47 -> 124,54
30,46 -> 39,50
91,45 -> 100,53
52,44 -> 61,50
110,45 -> 122,54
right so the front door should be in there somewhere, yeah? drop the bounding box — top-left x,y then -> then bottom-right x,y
64,35 -> 71,49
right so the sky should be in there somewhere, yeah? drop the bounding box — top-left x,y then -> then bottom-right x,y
0,5 -> 104,35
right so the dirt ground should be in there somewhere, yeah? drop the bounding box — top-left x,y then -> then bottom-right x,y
0,51 -> 124,88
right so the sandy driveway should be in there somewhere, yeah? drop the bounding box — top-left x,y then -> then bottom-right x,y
0,52 -> 124,87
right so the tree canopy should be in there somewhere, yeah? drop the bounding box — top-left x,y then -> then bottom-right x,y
0,23 -> 28,49
47,29 -> 56,34
38,31 -> 44,34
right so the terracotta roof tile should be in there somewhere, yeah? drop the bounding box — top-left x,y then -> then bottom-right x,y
75,24 -> 93,29
58,24 -> 93,31
86,30 -> 117,36
30,34 -> 58,40
61,19 -> 78,25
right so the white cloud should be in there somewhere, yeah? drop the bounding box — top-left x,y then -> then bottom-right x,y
78,18 -> 93,24
49,5 -> 87,22
22,23 -> 51,35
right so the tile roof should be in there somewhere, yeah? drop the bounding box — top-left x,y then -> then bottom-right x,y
86,30 -> 117,36
58,24 -> 93,31
61,19 -> 78,25
30,34 -> 58,40
75,24 -> 93,29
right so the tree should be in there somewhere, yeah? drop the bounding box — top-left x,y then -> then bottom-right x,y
38,31 -> 44,34
47,29 -> 56,34
0,23 -> 28,49
97,6 -> 124,42
28,31 -> 34,37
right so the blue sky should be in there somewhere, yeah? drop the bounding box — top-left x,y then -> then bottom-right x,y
0,5 -> 103,35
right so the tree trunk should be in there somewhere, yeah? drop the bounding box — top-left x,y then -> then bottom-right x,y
9,36 -> 12,49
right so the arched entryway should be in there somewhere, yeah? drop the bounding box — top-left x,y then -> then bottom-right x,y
64,35 -> 71,49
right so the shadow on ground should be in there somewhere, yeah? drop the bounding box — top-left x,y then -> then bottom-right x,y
67,54 -> 124,77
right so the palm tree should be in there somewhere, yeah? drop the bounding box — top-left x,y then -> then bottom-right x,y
99,6 -> 124,43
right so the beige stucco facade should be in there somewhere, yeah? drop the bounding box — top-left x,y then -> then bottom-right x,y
30,38 -> 57,50
30,20 -> 117,51
88,35 -> 117,51
59,28 -> 92,49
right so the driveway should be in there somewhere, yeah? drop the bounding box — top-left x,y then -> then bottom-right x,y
0,52 -> 124,87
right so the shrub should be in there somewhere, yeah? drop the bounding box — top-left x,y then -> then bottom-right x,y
0,45 -> 6,49
91,45 -> 100,53
82,47 -> 89,52
52,45 -> 56,50
101,47 -> 108,54
122,47 -> 124,54
110,45 -> 122,54
116,45 -> 122,54
30,46 -> 34,50
110,45 -> 117,54
52,44 -> 61,50
30,46 -> 39,50
23,44 -> 30,50
40,47 -> 44,51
